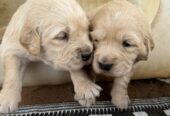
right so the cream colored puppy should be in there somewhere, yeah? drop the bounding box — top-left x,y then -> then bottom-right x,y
0,0 -> 102,113
90,0 -> 154,109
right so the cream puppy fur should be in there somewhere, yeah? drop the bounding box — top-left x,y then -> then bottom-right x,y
0,0 -> 102,113
90,0 -> 154,109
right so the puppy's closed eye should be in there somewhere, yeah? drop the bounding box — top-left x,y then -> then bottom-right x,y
93,37 -> 99,43
90,30 -> 105,44
122,40 -> 132,47
122,40 -> 136,48
54,31 -> 68,41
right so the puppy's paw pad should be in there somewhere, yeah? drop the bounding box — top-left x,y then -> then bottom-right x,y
0,92 -> 20,113
74,82 -> 102,107
112,95 -> 130,110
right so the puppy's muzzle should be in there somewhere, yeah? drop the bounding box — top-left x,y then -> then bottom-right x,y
97,56 -> 117,71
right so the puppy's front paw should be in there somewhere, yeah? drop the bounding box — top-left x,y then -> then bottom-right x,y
74,82 -> 102,107
111,94 -> 130,110
0,91 -> 21,114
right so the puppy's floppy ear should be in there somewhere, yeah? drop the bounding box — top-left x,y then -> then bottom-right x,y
137,32 -> 154,61
20,25 -> 40,56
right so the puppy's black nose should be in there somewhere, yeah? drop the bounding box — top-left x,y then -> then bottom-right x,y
81,52 -> 92,61
98,62 -> 113,71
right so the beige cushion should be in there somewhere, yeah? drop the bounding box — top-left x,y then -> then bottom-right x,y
128,0 -> 160,24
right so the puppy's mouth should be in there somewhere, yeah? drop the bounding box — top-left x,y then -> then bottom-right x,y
93,65 -> 113,77
66,54 -> 92,70
93,60 -> 132,77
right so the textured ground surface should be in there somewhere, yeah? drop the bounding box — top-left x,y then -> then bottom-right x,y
20,79 -> 170,106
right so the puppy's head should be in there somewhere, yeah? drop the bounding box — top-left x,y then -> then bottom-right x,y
90,0 -> 154,77
20,0 -> 93,71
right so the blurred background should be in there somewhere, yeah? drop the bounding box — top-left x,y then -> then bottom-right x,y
0,0 -> 25,27
0,0 -> 111,27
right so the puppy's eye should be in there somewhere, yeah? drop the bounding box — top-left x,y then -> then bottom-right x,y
94,39 -> 98,43
89,25 -> 93,32
54,31 -> 68,40
89,33 -> 92,41
123,40 -> 132,47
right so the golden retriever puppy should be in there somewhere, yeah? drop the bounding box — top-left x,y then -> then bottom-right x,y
0,0 -> 102,113
90,0 -> 154,109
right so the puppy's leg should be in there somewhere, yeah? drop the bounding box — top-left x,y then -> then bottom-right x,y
70,70 -> 102,107
111,75 -> 131,109
0,55 -> 27,113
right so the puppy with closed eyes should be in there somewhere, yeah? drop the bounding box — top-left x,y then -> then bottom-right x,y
90,0 -> 154,109
0,0 -> 102,113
